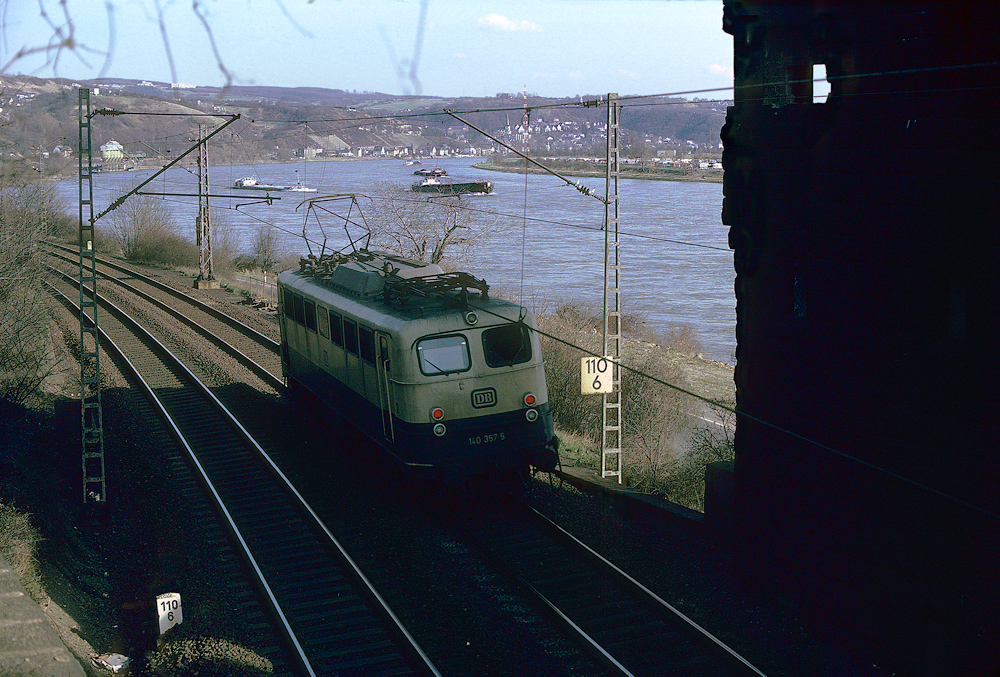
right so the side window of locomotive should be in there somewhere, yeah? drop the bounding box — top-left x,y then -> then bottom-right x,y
282,288 -> 294,319
417,335 -> 471,376
318,307 -> 329,339
329,311 -> 343,346
304,299 -> 317,332
292,294 -> 305,325
343,318 -> 359,355
359,325 -> 375,364
482,324 -> 532,367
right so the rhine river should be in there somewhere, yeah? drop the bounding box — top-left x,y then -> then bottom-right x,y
57,157 -> 735,363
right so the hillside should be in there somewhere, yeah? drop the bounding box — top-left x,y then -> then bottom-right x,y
1,75 -> 728,170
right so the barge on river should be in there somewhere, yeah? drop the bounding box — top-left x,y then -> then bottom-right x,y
411,177 -> 494,195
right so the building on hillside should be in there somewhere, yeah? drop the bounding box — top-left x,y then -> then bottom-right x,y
99,140 -> 125,171
719,3 -> 999,676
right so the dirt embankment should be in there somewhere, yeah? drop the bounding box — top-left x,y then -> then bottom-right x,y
7,258 -> 734,674
474,159 -> 724,183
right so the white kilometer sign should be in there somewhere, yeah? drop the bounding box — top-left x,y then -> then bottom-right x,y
156,592 -> 183,635
581,356 -> 613,394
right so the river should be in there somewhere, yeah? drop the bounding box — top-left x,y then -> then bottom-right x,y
56,157 -> 735,363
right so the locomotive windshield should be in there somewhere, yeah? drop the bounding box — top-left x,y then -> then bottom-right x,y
417,335 -> 471,375
482,323 -> 532,367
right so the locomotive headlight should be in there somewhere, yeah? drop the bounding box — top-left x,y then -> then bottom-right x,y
433,423 -> 447,437
431,407 -> 445,421
464,310 -> 479,326
524,393 -> 536,407
525,409 -> 539,422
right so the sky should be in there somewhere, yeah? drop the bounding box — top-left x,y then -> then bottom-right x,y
0,0 -> 734,99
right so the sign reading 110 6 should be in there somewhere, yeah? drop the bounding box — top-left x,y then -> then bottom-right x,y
581,357 -> 614,394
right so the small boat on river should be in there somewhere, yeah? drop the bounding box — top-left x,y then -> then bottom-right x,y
411,177 -> 494,195
414,167 -> 447,176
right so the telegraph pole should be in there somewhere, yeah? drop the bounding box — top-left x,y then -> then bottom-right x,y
601,93 -> 623,483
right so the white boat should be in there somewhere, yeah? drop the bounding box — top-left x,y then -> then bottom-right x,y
288,169 -> 317,192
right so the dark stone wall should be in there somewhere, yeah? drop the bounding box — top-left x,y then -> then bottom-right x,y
722,2 -> 999,675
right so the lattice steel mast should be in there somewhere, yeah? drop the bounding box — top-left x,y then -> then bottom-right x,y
195,124 -> 217,289
78,88 -> 106,504
601,93 -> 623,483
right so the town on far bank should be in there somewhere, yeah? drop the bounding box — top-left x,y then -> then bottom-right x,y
2,75 -> 727,181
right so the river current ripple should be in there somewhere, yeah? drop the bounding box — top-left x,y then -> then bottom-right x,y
57,157 -> 735,363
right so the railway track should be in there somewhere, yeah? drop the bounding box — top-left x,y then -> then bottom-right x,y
44,267 -> 439,676
43,241 -> 282,386
449,492 -> 766,677
44,244 -> 767,675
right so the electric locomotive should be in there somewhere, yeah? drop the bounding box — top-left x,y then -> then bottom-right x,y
277,250 -> 559,484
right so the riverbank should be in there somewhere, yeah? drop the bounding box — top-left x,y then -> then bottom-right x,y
474,158 -> 724,183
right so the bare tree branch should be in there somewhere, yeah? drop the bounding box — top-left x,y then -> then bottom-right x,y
366,182 -> 508,267
153,0 -> 177,85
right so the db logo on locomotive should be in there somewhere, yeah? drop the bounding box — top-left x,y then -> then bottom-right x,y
471,388 -> 497,408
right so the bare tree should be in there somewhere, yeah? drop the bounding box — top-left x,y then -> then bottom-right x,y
0,169 -> 59,413
250,224 -> 281,271
620,348 -> 689,493
366,181 -> 508,267
207,206 -> 239,276
102,191 -> 174,260
1,1 -> 315,89
665,406 -> 735,511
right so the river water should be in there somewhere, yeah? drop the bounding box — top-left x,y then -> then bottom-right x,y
56,157 -> 735,363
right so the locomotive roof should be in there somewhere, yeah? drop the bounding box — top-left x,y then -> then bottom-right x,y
278,251 -> 527,324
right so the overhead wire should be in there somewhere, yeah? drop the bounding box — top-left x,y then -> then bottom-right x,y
375,188 -> 732,254
56,58 -> 999,520
455,291 -> 1000,522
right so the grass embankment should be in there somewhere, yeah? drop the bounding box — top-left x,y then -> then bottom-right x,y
0,502 -> 43,595
537,306 -> 735,511
474,157 -> 724,183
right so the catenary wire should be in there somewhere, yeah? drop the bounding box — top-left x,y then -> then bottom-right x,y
57,60 -> 1000,523
457,298 -> 1000,523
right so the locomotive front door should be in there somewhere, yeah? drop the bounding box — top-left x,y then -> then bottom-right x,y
375,332 -> 394,442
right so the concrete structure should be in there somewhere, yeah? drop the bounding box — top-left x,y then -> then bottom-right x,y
722,3 -> 999,676
0,552 -> 85,676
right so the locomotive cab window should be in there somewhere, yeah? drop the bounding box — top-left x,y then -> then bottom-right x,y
329,311 -> 343,346
359,325 -> 375,364
343,318 -> 359,355
482,324 -> 532,367
304,299 -> 317,332
318,307 -> 329,339
282,289 -> 295,318
292,294 -> 305,325
417,335 -> 471,375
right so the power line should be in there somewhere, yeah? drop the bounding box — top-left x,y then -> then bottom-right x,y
373,191 -> 732,253
457,298 -> 1000,523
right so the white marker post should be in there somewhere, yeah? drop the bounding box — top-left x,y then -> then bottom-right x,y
581,356 -> 613,395
156,592 -> 183,635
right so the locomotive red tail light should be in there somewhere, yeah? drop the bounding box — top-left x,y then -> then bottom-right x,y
524,393 -> 536,406
431,407 -> 445,421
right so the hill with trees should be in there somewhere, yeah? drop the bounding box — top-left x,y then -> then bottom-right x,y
1,75 -> 727,172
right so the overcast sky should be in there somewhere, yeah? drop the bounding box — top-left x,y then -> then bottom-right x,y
1,0 -> 733,99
